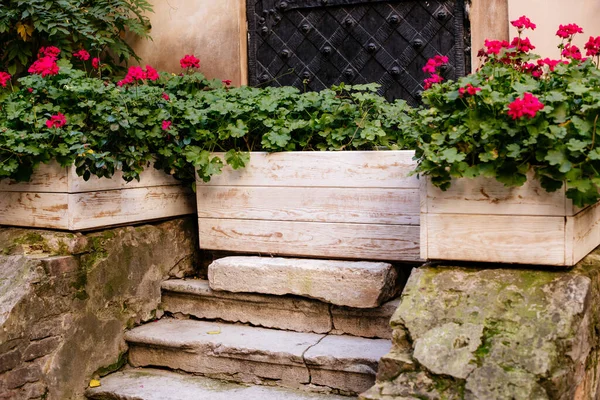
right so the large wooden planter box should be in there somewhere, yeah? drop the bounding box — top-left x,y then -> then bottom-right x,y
0,162 -> 196,231
420,175 -> 600,266
196,151 -> 420,261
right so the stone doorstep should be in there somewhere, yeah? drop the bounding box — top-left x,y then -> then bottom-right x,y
207,256 -> 399,308
125,319 -> 392,395
85,368 -> 350,400
161,279 -> 398,339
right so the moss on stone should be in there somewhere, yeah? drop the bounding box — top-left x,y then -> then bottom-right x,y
94,352 -> 128,377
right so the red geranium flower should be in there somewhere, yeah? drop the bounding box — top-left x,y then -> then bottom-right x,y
510,37 -> 535,53
511,16 -> 536,31
584,36 -> 600,57
38,46 -> 61,59
145,65 -> 160,81
424,74 -> 444,89
458,83 -> 481,97
92,58 -> 100,69
162,120 -> 172,131
556,23 -> 584,39
0,72 -> 11,88
483,39 -> 510,55
180,54 -> 200,69
162,92 -> 170,101
222,79 -> 232,86
507,93 -> 544,120
562,44 -> 583,60
46,113 -> 67,129
28,57 -> 60,77
73,49 -> 90,61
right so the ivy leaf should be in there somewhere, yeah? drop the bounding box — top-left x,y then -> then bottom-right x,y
227,119 -> 248,138
224,150 -> 250,170
440,147 -> 466,163
567,82 -> 588,96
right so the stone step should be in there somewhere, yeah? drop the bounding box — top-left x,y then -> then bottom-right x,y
125,319 -> 392,395
85,368 -> 350,400
207,256 -> 399,308
162,279 -> 398,339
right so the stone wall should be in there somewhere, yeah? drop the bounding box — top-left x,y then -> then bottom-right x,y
0,218 -> 199,400
361,249 -> 600,400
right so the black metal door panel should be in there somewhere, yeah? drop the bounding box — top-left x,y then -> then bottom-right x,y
247,0 -> 468,104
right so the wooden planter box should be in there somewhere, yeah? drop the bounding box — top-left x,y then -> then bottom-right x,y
420,175 -> 600,266
196,151 -> 420,261
0,162 -> 196,231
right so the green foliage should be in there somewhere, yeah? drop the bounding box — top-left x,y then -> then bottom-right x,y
414,53 -> 600,207
0,0 -> 152,76
0,64 -> 415,186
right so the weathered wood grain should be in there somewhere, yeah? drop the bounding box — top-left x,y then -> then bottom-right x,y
0,191 -> 70,229
570,202 -> 600,265
423,213 -> 567,265
197,187 -> 419,225
0,162 -> 180,193
204,151 -> 419,188
424,174 -> 574,217
198,218 -> 421,261
69,186 -> 196,230
0,161 -> 68,193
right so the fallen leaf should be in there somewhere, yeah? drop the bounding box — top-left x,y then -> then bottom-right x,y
16,22 -> 34,41
89,379 -> 101,388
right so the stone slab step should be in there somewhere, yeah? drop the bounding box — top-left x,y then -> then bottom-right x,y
162,279 -> 398,339
85,368 -> 350,400
125,319 -> 391,395
208,256 -> 399,308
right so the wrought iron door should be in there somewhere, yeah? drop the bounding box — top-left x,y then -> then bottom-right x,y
247,0 -> 468,104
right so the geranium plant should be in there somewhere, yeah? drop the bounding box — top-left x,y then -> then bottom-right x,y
415,16 -> 600,206
0,49 -> 416,187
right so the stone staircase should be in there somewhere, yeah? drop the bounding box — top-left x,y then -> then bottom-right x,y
85,256 -> 402,400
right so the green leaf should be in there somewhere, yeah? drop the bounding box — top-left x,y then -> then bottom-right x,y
440,147 -> 466,163
224,150 -> 250,170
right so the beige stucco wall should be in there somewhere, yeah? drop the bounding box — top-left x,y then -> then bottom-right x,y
508,0 -> 600,59
129,0 -> 248,86
470,0 -> 510,70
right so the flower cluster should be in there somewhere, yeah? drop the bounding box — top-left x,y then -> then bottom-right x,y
458,83 -> 481,97
0,72 -> 11,88
511,16 -> 536,31
117,65 -> 160,87
482,39 -> 510,55
45,113 -> 67,129
28,47 -> 60,77
585,36 -> 600,57
422,55 -> 448,89
92,58 -> 100,69
507,92 -> 544,120
73,49 -> 90,61
180,54 -> 200,69
556,23 -> 584,39
510,37 -> 535,53
562,44 -> 583,60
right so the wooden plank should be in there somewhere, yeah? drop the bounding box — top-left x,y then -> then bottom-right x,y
69,186 -> 196,230
423,213 -> 567,266
198,218 -> 421,261
425,174 -> 573,216
68,165 -> 181,193
0,192 -> 69,229
0,161 -> 68,193
203,151 -> 419,188
571,201 -> 600,264
0,162 -> 182,193
196,187 -> 419,225
420,213 -> 428,260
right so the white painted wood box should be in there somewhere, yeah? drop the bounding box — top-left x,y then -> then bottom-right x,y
196,151 -> 421,261
0,162 -> 196,231
420,175 -> 600,266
